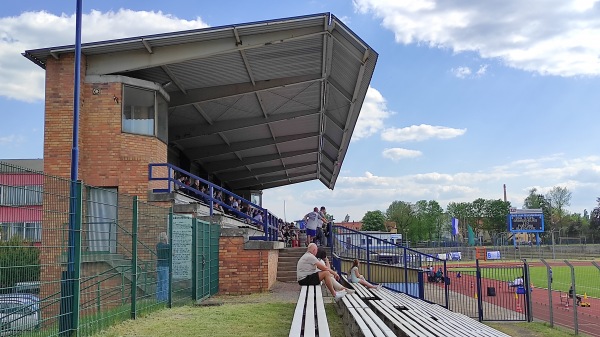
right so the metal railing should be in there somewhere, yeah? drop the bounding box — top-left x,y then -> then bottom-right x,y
148,163 -> 279,241
331,226 -> 449,308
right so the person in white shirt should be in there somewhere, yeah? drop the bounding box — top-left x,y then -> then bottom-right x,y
304,207 -> 325,246
297,243 -> 347,300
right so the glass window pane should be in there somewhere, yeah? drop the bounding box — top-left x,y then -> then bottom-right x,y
122,86 -> 155,136
157,94 -> 168,143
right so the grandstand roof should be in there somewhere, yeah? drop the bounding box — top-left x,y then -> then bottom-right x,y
23,13 -> 377,190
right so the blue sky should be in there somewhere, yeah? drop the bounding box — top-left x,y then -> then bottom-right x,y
1,0 -> 599,223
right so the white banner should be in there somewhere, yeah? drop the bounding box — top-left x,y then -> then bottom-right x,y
486,251 -> 501,260
172,214 -> 193,280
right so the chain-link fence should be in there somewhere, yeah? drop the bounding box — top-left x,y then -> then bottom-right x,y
0,162 -> 219,336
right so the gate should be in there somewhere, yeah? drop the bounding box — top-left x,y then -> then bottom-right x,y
193,218 -> 220,300
447,260 -> 532,322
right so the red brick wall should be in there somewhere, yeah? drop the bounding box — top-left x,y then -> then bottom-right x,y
41,52 -> 168,319
218,237 -> 279,295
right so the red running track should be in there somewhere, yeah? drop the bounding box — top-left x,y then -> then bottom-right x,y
437,271 -> 600,336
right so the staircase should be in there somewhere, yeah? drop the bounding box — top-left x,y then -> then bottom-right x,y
277,247 -> 307,282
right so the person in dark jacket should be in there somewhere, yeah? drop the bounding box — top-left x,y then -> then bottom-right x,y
156,232 -> 171,302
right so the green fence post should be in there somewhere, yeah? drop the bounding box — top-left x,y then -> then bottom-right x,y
131,196 -> 138,319
168,208 -> 173,308
72,181 -> 83,336
192,218 -> 197,301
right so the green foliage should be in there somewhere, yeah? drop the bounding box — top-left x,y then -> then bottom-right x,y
0,236 -> 40,289
386,200 -> 415,241
361,210 -> 386,231
546,186 -> 572,229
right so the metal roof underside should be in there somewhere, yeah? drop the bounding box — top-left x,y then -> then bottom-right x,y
23,13 -> 377,191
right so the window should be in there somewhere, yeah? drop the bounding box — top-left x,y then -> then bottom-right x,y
122,85 -> 168,143
0,185 -> 43,206
0,222 -> 42,242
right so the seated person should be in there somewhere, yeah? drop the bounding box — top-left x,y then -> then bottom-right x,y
510,276 -> 524,287
569,285 -> 582,305
434,268 -> 444,283
349,259 -> 381,290
316,248 -> 355,294
297,243 -> 346,300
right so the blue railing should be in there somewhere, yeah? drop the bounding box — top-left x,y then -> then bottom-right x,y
331,226 -> 449,308
148,163 -> 279,241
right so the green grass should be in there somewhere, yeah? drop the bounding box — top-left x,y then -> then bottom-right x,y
91,302 -> 345,337
486,322 -> 586,337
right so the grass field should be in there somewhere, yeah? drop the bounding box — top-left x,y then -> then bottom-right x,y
447,265 -> 600,298
92,302 -> 345,337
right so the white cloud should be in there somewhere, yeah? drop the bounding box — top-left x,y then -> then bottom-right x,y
0,10 -> 209,101
476,64 -> 488,76
452,66 -> 471,78
381,124 -> 466,142
453,64 -> 488,78
352,86 -> 393,141
382,148 -> 422,161
264,153 -> 600,222
0,134 -> 24,145
354,0 -> 600,77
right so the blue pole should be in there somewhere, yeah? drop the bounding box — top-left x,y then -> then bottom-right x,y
68,0 -> 83,274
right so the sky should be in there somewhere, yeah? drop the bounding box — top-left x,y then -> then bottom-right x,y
1,0 -> 599,223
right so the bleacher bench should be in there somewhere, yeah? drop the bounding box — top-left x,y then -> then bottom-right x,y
339,293 -> 395,337
289,285 -> 330,337
373,289 -> 511,337
340,274 -> 375,300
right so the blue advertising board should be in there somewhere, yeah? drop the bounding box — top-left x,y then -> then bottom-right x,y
508,212 -> 544,233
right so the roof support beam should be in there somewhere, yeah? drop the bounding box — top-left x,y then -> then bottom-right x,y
204,148 -> 316,173
86,26 -> 326,75
169,74 -> 322,107
218,161 -> 316,182
230,171 -> 315,190
173,109 -> 320,140
241,175 -> 316,191
185,132 -> 318,159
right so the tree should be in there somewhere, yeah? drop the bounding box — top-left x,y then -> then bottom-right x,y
361,210 -> 386,231
446,201 -> 472,239
524,187 -> 552,231
482,199 -> 511,234
546,186 -> 572,229
386,201 -> 415,242
0,237 -> 40,289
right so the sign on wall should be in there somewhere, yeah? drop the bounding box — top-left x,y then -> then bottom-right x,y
172,214 -> 192,280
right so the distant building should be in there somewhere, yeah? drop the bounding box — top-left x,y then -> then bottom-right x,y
0,159 -> 43,243
335,220 -> 397,233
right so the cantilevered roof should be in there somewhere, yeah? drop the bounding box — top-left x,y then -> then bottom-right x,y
24,13 -> 377,191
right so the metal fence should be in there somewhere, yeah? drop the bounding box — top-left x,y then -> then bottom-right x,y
331,226 -> 450,309
528,259 -> 600,336
0,162 -> 220,336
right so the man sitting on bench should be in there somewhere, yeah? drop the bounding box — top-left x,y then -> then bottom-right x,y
297,243 -> 347,300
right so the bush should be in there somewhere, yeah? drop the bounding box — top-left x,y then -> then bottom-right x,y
0,236 -> 40,291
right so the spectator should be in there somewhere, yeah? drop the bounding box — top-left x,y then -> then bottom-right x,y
569,285 -> 582,306
303,207 -> 322,246
316,248 -> 355,294
297,243 -> 346,300
156,232 -> 170,302
434,268 -> 444,283
349,259 -> 380,290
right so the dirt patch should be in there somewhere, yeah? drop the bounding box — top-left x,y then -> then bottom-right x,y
198,281 -> 301,306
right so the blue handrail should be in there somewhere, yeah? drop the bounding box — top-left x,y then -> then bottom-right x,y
148,163 -> 279,241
